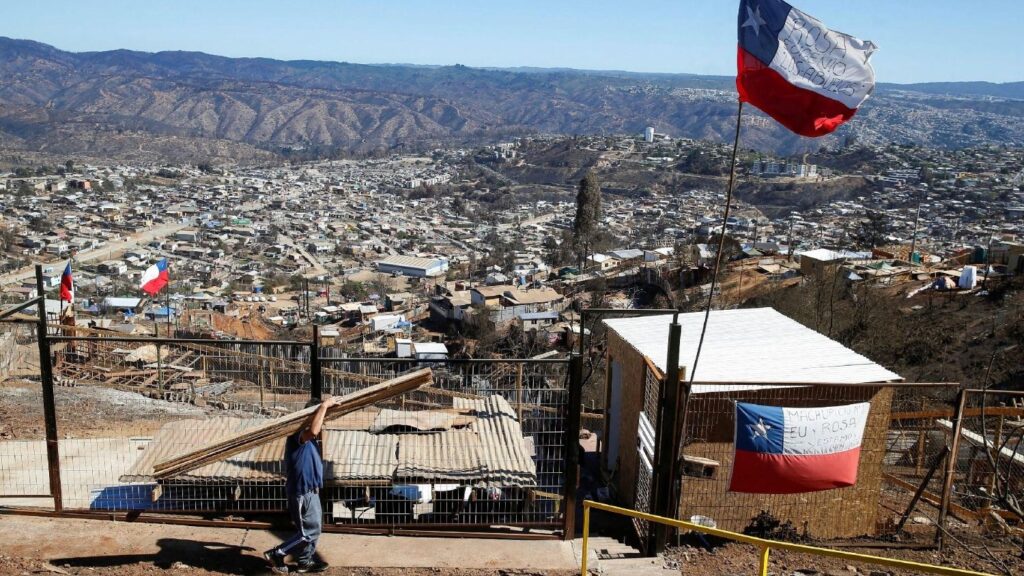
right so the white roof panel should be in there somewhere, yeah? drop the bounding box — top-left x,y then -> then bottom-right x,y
603,308 -> 901,392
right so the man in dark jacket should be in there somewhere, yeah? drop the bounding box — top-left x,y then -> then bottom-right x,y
264,396 -> 337,573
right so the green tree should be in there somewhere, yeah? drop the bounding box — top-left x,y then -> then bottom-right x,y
573,172 -> 602,270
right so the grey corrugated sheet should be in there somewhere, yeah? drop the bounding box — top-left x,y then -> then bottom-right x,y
122,417 -> 285,482
451,395 -> 537,486
324,430 -> 397,482
395,428 -> 486,481
123,397 -> 537,487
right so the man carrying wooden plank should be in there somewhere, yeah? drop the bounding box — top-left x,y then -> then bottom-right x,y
264,396 -> 338,574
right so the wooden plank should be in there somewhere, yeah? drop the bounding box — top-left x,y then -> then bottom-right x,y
642,355 -> 664,381
937,418 -> 1024,467
883,473 -> 977,522
106,369 -> 159,378
152,368 -> 433,479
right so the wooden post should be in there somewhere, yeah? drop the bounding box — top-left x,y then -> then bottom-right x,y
156,342 -> 163,393
258,357 -> 266,409
562,353 -> 584,541
986,412 -> 1004,511
896,445 -> 949,535
35,265 -> 63,512
652,318 -> 682,554
937,388 -> 967,549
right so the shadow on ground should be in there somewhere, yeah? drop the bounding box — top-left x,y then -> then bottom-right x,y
51,534 -> 319,575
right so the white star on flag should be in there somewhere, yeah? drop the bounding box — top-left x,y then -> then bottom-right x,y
748,417 -> 772,443
742,5 -> 767,37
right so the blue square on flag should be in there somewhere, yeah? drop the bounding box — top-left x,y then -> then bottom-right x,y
735,403 -> 784,454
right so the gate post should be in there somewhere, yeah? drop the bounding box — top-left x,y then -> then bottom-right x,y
310,325 -> 323,402
937,387 -> 967,549
35,265 -> 63,512
652,315 -> 682,554
563,353 -> 584,540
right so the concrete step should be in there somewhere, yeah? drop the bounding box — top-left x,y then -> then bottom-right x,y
575,537 -> 677,576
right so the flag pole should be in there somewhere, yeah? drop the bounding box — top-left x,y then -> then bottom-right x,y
165,287 -> 172,338
687,99 -> 744,387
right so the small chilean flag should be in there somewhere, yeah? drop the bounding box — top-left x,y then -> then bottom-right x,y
729,401 -> 870,494
60,262 -> 74,303
139,258 -> 169,296
737,0 -> 877,137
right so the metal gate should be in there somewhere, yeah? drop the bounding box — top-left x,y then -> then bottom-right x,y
632,359 -> 662,548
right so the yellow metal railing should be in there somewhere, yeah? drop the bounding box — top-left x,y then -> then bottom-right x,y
580,500 -> 993,576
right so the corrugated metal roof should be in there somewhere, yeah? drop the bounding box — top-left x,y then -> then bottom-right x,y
324,430 -> 398,482
123,398 -> 536,487
396,428 -> 486,481
603,308 -> 901,391
122,417 -> 286,482
376,255 -> 445,271
452,396 -> 537,486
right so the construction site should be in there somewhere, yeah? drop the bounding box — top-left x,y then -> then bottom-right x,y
1,268 -> 1023,576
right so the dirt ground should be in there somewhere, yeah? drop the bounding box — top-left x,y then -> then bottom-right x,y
0,515 -> 578,576
0,381 -> 231,439
0,556 -> 571,576
665,538 -> 1023,576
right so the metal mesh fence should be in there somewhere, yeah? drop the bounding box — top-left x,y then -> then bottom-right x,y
53,326 -> 314,416
879,385 -> 962,540
1,327 -> 574,533
946,390 -> 1024,532
0,320 -> 49,504
677,383 -> 959,542
318,358 -> 570,529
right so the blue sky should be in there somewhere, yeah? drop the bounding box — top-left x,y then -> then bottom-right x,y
2,1 -> 1021,84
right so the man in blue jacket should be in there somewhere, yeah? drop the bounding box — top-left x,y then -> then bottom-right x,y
264,396 -> 337,573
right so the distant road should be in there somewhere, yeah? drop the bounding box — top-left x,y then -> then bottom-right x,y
499,211 -> 557,231
279,234 -> 328,277
0,222 -> 189,287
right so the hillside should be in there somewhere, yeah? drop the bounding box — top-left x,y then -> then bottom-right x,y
1,37 -> 1023,162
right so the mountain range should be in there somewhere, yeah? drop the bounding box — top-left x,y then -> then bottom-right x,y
1,37 -> 1022,163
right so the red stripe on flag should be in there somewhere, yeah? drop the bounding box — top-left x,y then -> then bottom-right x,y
736,46 -> 857,137
142,270 -> 169,296
729,447 -> 862,494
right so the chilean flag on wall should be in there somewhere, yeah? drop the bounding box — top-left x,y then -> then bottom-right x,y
729,401 -> 870,494
737,0 -> 877,137
60,262 -> 74,303
139,258 -> 170,296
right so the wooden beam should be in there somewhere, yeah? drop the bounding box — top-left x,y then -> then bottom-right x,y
153,368 -> 433,479
883,472 -> 977,522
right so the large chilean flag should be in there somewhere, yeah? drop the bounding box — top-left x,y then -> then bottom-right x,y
139,258 -> 170,296
729,401 -> 870,494
60,262 -> 74,303
737,0 -> 877,137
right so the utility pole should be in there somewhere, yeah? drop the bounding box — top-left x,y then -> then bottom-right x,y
787,218 -> 795,261
909,188 -> 926,266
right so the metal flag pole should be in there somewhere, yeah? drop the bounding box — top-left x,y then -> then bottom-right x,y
651,100 -> 743,552
165,288 -> 172,338
688,99 -> 745,388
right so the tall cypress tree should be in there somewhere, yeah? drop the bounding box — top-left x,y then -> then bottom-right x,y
573,172 -> 602,270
